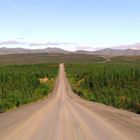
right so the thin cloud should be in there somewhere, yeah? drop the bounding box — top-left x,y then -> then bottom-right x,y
0,40 -> 25,46
0,40 -> 77,47
112,43 -> 140,50
75,45 -> 93,50
0,40 -> 140,51
29,43 -> 47,46
29,42 -> 77,47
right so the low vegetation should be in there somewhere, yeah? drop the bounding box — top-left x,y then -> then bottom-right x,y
110,56 -> 140,64
0,64 -> 58,112
66,63 -> 140,114
0,53 -> 105,65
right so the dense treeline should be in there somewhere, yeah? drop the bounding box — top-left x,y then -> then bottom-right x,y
0,64 -> 58,112
66,63 -> 140,114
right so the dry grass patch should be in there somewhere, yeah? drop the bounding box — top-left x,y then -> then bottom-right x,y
39,77 -> 49,84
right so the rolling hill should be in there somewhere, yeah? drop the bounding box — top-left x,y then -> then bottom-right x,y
0,47 -> 69,55
0,47 -> 140,56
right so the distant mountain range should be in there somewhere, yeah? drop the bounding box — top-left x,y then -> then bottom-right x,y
0,47 -> 69,55
75,48 -> 140,56
0,47 -> 140,56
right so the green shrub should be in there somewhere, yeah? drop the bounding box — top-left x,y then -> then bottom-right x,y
66,63 -> 140,114
0,64 -> 58,112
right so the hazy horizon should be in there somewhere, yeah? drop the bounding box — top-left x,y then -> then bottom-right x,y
0,39 -> 140,51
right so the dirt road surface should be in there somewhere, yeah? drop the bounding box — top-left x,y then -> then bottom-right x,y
0,64 -> 140,140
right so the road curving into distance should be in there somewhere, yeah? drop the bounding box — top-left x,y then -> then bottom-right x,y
0,63 -> 140,140
97,56 -> 111,63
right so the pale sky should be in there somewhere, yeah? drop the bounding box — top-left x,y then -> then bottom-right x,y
0,0 -> 140,50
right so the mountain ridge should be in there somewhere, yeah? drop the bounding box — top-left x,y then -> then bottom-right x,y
0,47 -> 140,56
